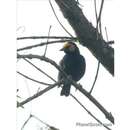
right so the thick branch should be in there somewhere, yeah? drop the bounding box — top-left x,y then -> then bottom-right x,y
54,0 -> 114,75
17,54 -> 114,124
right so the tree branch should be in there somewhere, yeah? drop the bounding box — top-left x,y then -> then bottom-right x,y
21,114 -> 60,130
54,0 -> 114,76
70,94 -> 111,130
21,114 -> 32,130
89,61 -> 100,94
17,39 -> 74,52
31,114 -> 60,130
49,0 -> 74,38
17,81 -> 62,108
17,54 -> 114,124
17,36 -> 77,40
44,25 -> 52,56
23,58 -> 56,82
17,71 -> 52,86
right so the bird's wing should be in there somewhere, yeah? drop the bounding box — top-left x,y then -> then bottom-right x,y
58,58 -> 66,81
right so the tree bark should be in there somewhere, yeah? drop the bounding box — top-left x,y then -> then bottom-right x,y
55,0 -> 114,76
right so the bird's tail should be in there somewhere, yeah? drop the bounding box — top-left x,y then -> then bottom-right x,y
60,84 -> 71,96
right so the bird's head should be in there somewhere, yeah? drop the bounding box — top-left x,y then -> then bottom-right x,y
60,42 -> 80,55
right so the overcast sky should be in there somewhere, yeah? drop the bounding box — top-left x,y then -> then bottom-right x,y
16,0 -> 130,130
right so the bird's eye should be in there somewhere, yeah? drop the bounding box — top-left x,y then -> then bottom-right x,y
69,44 -> 76,52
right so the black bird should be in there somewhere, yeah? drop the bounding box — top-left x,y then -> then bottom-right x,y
58,42 -> 86,96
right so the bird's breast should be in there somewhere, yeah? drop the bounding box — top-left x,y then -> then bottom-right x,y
63,54 -> 86,81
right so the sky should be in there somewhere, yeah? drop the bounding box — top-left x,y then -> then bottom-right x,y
14,0 -> 130,130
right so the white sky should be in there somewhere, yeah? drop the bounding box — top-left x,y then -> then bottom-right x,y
15,0 -> 130,130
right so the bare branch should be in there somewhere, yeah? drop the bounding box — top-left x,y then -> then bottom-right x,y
71,79 -> 114,124
17,71 -> 52,86
49,0 -> 74,37
70,94 -> 112,130
21,114 -> 32,130
31,114 -> 60,130
17,81 -> 62,108
94,0 -> 98,23
31,114 -> 50,127
97,0 -> 104,26
89,0 -> 106,94
44,25 -> 52,56
23,58 -> 56,82
17,39 -> 74,52
89,0 -> 103,94
21,114 -> 60,130
105,27 -> 109,42
17,36 -> 77,40
89,61 -> 100,94
17,54 -> 114,124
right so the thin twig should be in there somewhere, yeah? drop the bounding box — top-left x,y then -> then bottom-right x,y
31,114 -> 60,130
17,39 -> 73,52
89,0 -> 106,94
70,94 -> 111,130
17,26 -> 25,33
98,0 -> 105,36
21,114 -> 32,130
97,0 -> 104,27
17,81 -> 62,108
105,26 -> 109,42
89,0 -> 102,94
49,0 -> 74,38
31,114 -> 50,127
94,0 -> 98,22
105,27 -> 114,44
23,58 -> 56,82
95,0 -> 104,38
17,71 -> 52,86
94,0 -> 98,39
99,18 -> 103,36
89,61 -> 100,94
44,25 -> 52,56
21,114 -> 59,130
17,36 -> 77,40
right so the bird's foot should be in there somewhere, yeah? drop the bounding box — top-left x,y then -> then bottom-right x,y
75,83 -> 82,91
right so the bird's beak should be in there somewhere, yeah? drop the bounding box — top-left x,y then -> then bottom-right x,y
59,42 -> 70,51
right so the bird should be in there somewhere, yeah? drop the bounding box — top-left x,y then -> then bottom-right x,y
58,42 -> 86,96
